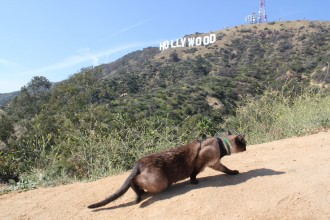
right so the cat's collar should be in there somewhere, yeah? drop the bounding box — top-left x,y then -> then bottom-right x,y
216,137 -> 232,158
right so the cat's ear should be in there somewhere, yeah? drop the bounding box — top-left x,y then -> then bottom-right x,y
236,134 -> 247,145
226,130 -> 232,135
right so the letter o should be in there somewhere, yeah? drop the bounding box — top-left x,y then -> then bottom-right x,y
164,41 -> 169,49
195,37 -> 202,46
203,36 -> 210,45
210,34 -> 216,44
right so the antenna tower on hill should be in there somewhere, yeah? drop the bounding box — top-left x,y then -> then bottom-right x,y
258,0 -> 268,23
245,0 -> 268,24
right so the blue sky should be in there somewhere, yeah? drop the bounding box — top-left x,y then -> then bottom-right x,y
1,0 -> 329,93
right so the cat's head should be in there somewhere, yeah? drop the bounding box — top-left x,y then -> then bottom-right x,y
225,130 -> 247,153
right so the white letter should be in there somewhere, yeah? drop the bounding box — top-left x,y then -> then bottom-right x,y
162,41 -> 169,50
203,36 -> 210,45
159,42 -> 165,51
170,40 -> 176,48
195,37 -> 202,46
210,34 -> 216,44
180,38 -> 186,47
188,38 -> 195,47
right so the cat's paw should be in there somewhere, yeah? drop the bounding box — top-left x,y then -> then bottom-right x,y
228,170 -> 239,175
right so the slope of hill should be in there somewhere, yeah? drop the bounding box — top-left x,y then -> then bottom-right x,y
1,131 -> 329,219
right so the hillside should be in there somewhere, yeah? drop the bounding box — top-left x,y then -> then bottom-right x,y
7,20 -> 330,119
7,20 -> 330,120
1,131 -> 329,219
1,20 -> 330,183
0,91 -> 19,107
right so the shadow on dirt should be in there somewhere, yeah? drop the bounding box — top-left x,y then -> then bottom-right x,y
92,168 -> 285,211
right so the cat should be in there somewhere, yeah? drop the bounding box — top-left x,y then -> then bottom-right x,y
88,131 -> 246,208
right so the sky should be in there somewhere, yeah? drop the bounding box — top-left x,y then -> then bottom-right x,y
1,0 -> 329,93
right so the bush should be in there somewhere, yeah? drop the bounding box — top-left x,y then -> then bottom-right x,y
0,151 -> 19,183
0,112 -> 214,188
223,88 -> 330,144
169,52 -> 180,62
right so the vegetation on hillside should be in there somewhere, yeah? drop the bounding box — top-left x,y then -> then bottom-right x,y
0,20 -> 329,190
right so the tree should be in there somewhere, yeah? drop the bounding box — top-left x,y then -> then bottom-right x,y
27,76 -> 52,95
10,76 -> 52,119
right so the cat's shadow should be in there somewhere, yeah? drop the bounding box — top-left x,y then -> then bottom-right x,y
92,168 -> 285,211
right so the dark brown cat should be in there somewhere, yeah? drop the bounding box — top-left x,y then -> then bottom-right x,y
88,131 -> 246,209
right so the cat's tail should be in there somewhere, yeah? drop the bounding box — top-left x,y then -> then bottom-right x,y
87,162 -> 141,209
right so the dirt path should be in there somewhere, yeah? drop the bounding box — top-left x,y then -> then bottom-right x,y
1,131 -> 330,220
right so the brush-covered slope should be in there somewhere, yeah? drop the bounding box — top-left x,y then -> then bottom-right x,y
20,20 -> 329,121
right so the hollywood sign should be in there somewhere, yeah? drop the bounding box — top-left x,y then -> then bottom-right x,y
159,33 -> 217,51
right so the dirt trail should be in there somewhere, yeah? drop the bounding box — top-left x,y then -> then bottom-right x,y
1,131 -> 330,220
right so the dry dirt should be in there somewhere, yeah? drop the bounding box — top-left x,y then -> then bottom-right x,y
1,131 -> 330,220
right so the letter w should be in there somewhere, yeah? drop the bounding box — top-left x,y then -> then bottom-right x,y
188,38 -> 195,47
